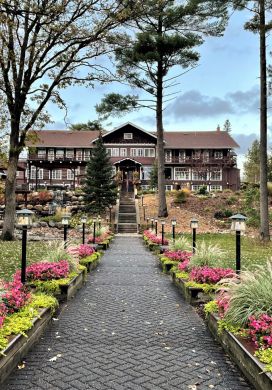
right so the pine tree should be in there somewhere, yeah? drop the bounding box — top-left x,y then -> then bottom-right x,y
223,119 -> 232,132
244,140 -> 260,183
83,134 -> 117,214
149,162 -> 158,190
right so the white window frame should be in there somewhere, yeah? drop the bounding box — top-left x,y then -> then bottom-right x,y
124,133 -> 133,140
164,167 -> 172,180
76,149 -> 82,160
56,149 -> 64,159
214,151 -> 223,159
210,185 -> 222,192
210,168 -> 222,181
120,148 -> 127,157
174,167 -> 190,180
144,148 -> 155,157
66,149 -> 74,159
192,184 -> 204,191
165,185 -> 173,191
192,150 -> 201,160
106,148 -> 112,156
67,168 -> 80,180
51,169 -> 62,180
83,149 -> 90,161
203,150 -> 210,162
141,185 -> 150,190
130,148 -> 143,157
111,148 -> 119,157
165,150 -> 172,162
37,149 -> 46,159
178,150 -> 186,162
30,166 -> 43,180
48,149 -> 54,160
192,170 -> 207,181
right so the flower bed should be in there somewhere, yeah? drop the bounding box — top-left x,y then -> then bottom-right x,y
0,293 -> 58,384
203,261 -> 272,389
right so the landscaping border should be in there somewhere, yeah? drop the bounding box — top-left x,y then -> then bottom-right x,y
0,307 -> 53,384
207,312 -> 272,390
57,269 -> 86,302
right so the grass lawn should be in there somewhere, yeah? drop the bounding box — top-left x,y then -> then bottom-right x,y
166,232 -> 272,271
0,241 -> 57,281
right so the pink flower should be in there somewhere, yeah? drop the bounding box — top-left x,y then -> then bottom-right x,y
248,314 -> 272,348
144,230 -> 168,245
189,267 -> 234,284
164,250 -> 192,262
23,260 -> 70,281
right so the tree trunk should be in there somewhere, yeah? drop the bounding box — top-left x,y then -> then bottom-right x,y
259,0 -> 270,240
1,152 -> 19,240
156,60 -> 168,218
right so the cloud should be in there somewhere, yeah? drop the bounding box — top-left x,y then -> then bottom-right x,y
166,87 -> 260,120
232,133 -> 259,154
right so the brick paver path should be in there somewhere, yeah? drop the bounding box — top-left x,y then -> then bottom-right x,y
3,237 -> 251,390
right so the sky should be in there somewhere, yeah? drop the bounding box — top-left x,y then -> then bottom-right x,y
44,8 -> 272,177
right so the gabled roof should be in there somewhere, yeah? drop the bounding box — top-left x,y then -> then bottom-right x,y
163,131 -> 239,149
93,122 -> 157,143
113,157 -> 142,165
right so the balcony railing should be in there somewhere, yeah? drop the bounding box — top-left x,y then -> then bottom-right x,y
165,156 -> 237,165
28,155 -> 90,162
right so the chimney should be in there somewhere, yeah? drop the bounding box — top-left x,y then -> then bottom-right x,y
216,125 -> 220,132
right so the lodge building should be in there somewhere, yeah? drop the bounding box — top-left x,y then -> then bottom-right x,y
20,122 -> 240,192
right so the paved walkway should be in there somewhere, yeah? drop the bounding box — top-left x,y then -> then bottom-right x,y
3,237 -> 251,390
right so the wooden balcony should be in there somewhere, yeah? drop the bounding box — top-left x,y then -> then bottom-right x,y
165,156 -> 237,166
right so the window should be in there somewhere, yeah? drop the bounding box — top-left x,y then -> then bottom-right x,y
203,150 -> 210,162
111,166 -> 116,176
67,168 -> 80,180
174,167 -> 190,180
83,150 -> 90,161
210,185 -> 222,192
51,169 -> 62,180
106,148 -> 112,156
214,151 -> 223,159
120,148 -> 127,157
56,149 -> 64,159
192,150 -> 201,160
76,149 -> 82,160
165,185 -> 173,191
124,133 -> 133,140
144,148 -> 155,157
141,185 -> 150,190
66,149 -> 74,159
142,166 -> 152,180
192,184 -> 204,191
210,168 -> 222,181
164,167 -> 172,180
130,148 -> 143,157
48,149 -> 54,160
37,149 -> 46,159
192,170 -> 207,181
179,150 -> 186,162
111,148 -> 119,157
165,150 -> 172,162
30,166 -> 43,180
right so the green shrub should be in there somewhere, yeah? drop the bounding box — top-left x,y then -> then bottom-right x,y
169,236 -> 191,252
197,186 -> 208,195
190,240 -> 227,268
222,261 -> 272,327
255,348 -> 272,372
204,300 -> 219,317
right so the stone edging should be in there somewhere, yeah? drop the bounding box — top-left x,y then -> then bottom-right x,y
0,307 -> 53,384
207,313 -> 272,390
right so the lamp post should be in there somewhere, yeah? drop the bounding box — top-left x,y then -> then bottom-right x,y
155,219 -> 158,235
190,218 -> 199,253
146,217 -> 149,229
143,206 -> 147,221
93,217 -> 97,244
161,219 -> 165,245
98,215 -> 101,229
62,214 -> 70,249
230,214 -> 247,274
16,209 -> 34,284
171,218 -> 177,242
109,205 -> 112,224
81,215 -> 87,245
141,195 -> 144,206
151,218 -> 154,230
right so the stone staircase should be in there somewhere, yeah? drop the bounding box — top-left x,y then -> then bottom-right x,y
118,192 -> 138,233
